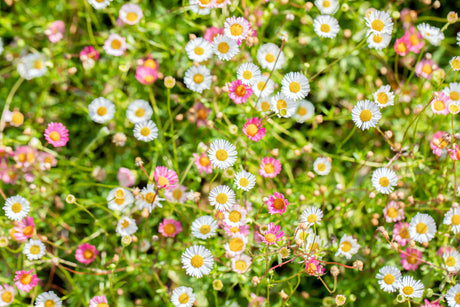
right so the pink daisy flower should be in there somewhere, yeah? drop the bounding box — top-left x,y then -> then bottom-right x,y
193,152 -> 212,174
436,246 -> 455,256
259,157 -> 281,178
142,57 -> 159,70
0,284 -> 15,305
405,27 -> 424,53
12,217 -> 35,242
223,222 -> 250,236
135,66 -> 158,85
266,192 -> 289,215
13,145 -> 36,167
117,167 -> 135,187
258,223 -> 284,245
80,46 -> 100,61
204,26 -> 224,42
158,218 -> 182,238
304,256 -> 325,276
37,152 -> 57,170
44,122 -> 69,147
449,142 -> 460,160
415,59 -> 437,80
75,243 -> 98,265
393,222 -> 411,247
249,293 -> 265,307
399,9 -> 415,29
242,117 -> 266,142
45,20 -> 65,43
400,247 -> 422,271
420,299 -> 441,307
89,295 -> 109,307
228,80 -> 252,104
164,184 -> 188,203
14,270 -> 39,292
394,36 -> 410,56
430,131 -> 448,157
188,102 -> 211,128
383,201 -> 404,223
224,16 -> 250,41
431,92 -> 450,115
154,166 -> 178,190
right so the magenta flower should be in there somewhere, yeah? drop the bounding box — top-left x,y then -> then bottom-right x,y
405,27 -> 424,53
415,59 -> 437,80
193,152 -> 212,174
158,218 -> 182,238
420,299 -> 441,307
258,223 -> 284,245
259,157 -> 281,178
135,66 -> 158,85
154,166 -> 178,190
305,256 -> 325,276
14,270 -> 39,292
430,131 -> 448,157
242,117 -> 266,142
228,80 -> 252,104
449,142 -> 460,160
249,293 -> 265,307
89,295 -> 109,307
394,36 -> 410,56
431,92 -> 450,115
0,284 -> 15,305
75,243 -> 98,265
44,122 -> 69,147
12,217 -> 35,242
80,46 -> 100,61
383,201 -> 404,223
393,222 -> 411,247
204,26 -> 224,42
13,145 -> 36,167
45,20 -> 65,43
117,167 -> 135,187
400,247 -> 422,271
266,192 -> 289,215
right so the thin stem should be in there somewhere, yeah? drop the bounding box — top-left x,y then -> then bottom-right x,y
166,88 -> 178,170
0,77 -> 24,144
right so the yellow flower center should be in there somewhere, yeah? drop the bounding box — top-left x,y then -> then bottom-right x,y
1,291 -> 13,303
264,163 -> 275,174
298,230 -> 308,241
30,244 -> 41,255
199,156 -> 210,166
297,107 -> 307,116
451,215 -> 460,225
450,104 -> 459,113
163,223 -> 176,235
341,241 -> 352,252
33,60 -> 43,70
307,214 -> 317,223
289,81 -> 301,93
21,274 -> 33,285
172,189 -> 182,200
23,225 -> 34,236
264,233 -> 276,243
400,227 -> 410,239
451,59 -> 460,70
257,81 -> 267,91
239,177 -> 249,187
433,100 -> 445,111
198,0 -> 211,4
386,207 -> 398,219
97,106 -> 107,116
235,85 -> 247,97
97,304 -> 109,307
197,108 -> 207,119
121,219 -> 130,229
194,46 -> 204,55
115,189 -> 125,198
44,300 -> 55,307
316,163 -> 326,172
215,149 -> 228,161
446,256 -> 456,267
409,34 -> 419,46
83,249 -> 94,260
320,24 -> 330,33
242,70 -> 252,80
323,0 -> 330,7
265,53 -> 275,63
140,127 -> 150,136
157,176 -> 169,187
216,193 -> 228,204
360,109 -> 372,122
135,108 -> 145,117
229,237 -> 244,252
144,192 -> 156,203
234,260 -> 247,272
261,101 -> 271,111
144,59 -> 157,69
377,92 -> 388,104
383,274 -> 394,284
193,73 -> 204,84
379,176 -> 390,187
190,255 -> 204,268
179,293 -> 189,304
276,99 -> 287,110
422,64 -> 432,75
111,39 -> 122,50
217,42 -> 230,54
450,91 -> 460,101
373,34 -> 383,43
49,131 -> 61,142
17,153 -> 27,162
230,24 -> 243,36
11,202 -> 22,213
200,224 -> 211,234
371,19 -> 384,32
273,198 -> 285,210
402,286 -> 414,296
228,210 -> 241,223
396,42 -> 407,54
126,12 -> 138,23
11,111 -> 24,126
144,75 -> 154,83
246,124 -> 258,137
416,222 -> 428,234
455,293 -> 460,304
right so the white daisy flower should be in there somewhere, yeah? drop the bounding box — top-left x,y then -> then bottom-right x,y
252,77 -> 275,97
399,275 -> 424,298
256,96 -> 273,114
270,93 -> 298,118
313,157 -> 331,176
408,213 -> 437,243
107,187 -> 134,211
443,250 -> 460,273
351,100 -> 382,130
315,0 -> 339,15
126,99 -> 153,124
313,15 -> 340,38
0,38 -> 3,56
0,284 -> 14,306
185,37 -> 213,62
231,254 -> 252,273
367,33 -> 392,50
443,207 -> 460,234
300,206 -> 323,227
295,227 -> 313,243
184,65 -> 212,93
373,85 -> 395,108
17,53 -> 47,80
365,10 -> 393,35
3,195 -> 30,221
335,235 -> 360,259
443,82 -> 460,103
119,3 -> 143,25
234,170 -> 256,191
304,232 -> 324,253
449,101 -> 460,115
88,97 -> 115,124
446,284 -> 460,307
212,35 -> 239,61
457,32 -> 460,46
208,185 -> 236,211
191,216 -> 218,239
170,286 -> 196,307
207,139 -> 238,170
133,120 -> 158,142
294,100 -> 315,123
371,167 -> 398,194
237,63 -> 261,86
23,239 -> 46,261
189,3 -> 211,15
281,72 -> 310,101
88,0 -> 112,9
35,291 -> 62,307
376,266 -> 402,293
223,233 -> 248,257
103,34 -> 126,56
181,245 -> 214,278
224,205 -> 247,227
257,43 -> 285,70
135,184 -> 164,212
116,217 -> 138,236
224,16 -> 250,41
417,23 -> 445,46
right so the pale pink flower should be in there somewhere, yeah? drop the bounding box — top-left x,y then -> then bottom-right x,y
259,157 -> 281,178
14,270 -> 39,292
45,20 -> 65,43
249,293 -> 265,307
80,46 -> 100,61
193,152 -> 212,174
223,222 -> 250,236
119,3 -> 143,25
13,146 -> 36,167
242,117 -> 266,142
204,26 -> 224,42
400,247 -> 422,271
415,59 -> 437,80
266,192 -> 289,215
436,246 -> 455,256
228,80 -> 252,104
0,284 -> 15,305
154,166 -> 178,190
89,295 -> 109,307
164,185 -> 188,203
305,256 -> 325,276
135,66 -> 158,85
400,8 -> 415,29
12,217 -> 35,242
103,34 -> 127,56
431,92 -> 450,115
75,243 -> 98,265
383,201 -> 405,223
430,131 -> 448,157
405,27 -> 424,53
393,222 -> 411,247
44,122 -> 69,147
158,218 -> 182,237
37,152 -> 57,170
420,299 -> 441,307
258,223 -> 284,245
117,167 -> 135,187
449,142 -> 460,160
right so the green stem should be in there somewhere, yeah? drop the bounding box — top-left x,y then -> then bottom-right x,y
166,88 -> 178,170
0,77 -> 24,144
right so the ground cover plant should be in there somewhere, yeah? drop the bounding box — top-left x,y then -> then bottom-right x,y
1,0 -> 460,306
